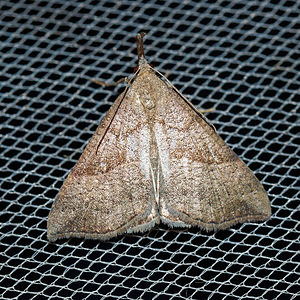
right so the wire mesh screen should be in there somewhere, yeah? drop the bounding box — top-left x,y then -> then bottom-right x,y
1,0 -> 299,299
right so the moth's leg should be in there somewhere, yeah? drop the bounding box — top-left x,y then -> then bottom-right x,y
91,77 -> 129,87
198,107 -> 216,114
164,70 -> 170,78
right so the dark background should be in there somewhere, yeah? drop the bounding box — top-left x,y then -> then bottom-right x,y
0,0 -> 299,299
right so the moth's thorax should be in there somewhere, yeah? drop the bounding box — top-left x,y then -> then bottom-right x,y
129,67 -> 168,112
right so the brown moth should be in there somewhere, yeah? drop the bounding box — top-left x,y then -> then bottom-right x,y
47,33 -> 271,242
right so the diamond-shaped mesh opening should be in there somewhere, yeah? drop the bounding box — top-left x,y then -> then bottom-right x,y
1,0 -> 299,299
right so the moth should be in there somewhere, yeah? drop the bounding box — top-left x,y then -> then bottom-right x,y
47,33 -> 271,241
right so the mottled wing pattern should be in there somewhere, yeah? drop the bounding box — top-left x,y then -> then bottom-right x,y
154,78 -> 271,230
47,83 -> 158,241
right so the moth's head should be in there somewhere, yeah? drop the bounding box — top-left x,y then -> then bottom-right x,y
134,62 -> 154,74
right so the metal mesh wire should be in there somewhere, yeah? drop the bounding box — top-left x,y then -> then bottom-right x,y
1,0 -> 299,299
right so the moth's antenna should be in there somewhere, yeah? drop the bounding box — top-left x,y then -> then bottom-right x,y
136,32 -> 147,66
